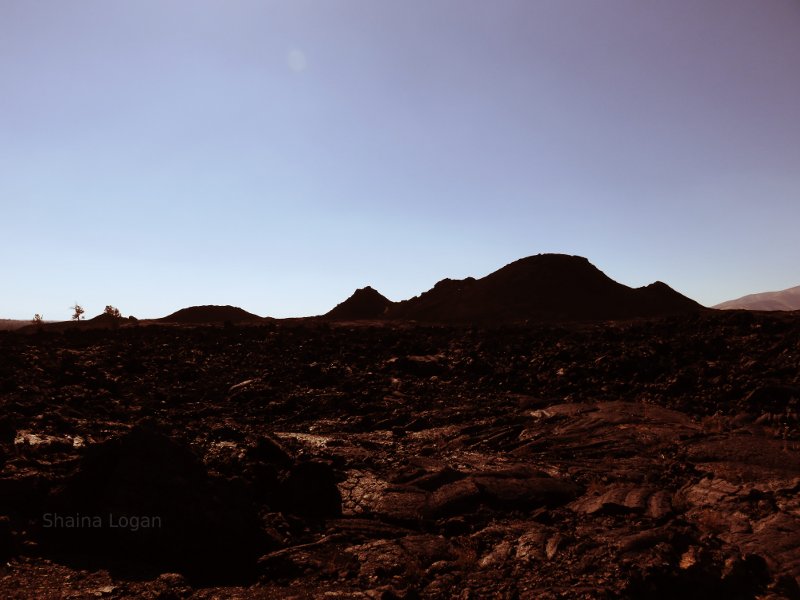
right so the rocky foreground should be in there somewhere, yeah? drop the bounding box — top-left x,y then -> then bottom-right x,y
1,311 -> 799,598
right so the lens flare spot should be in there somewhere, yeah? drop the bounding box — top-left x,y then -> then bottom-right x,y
287,49 -> 307,72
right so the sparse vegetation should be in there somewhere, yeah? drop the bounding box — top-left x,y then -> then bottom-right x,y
71,303 -> 85,321
104,305 -> 122,318
32,314 -> 43,325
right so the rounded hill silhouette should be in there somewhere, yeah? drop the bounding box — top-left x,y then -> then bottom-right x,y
159,305 -> 263,324
387,254 -> 702,323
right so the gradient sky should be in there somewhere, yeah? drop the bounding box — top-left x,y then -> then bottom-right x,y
2,0 -> 799,320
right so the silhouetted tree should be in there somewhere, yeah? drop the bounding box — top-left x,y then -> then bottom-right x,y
32,314 -> 43,325
104,305 -> 121,318
71,303 -> 85,321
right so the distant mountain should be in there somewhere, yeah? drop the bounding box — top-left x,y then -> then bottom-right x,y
324,286 -> 393,320
386,254 -> 703,323
714,285 -> 800,311
159,305 -> 264,323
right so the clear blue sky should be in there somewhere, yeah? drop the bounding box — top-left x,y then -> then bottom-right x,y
2,0 -> 799,319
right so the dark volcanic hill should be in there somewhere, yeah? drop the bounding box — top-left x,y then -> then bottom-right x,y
159,305 -> 263,324
325,286 -> 393,320
387,254 -> 703,323
714,284 -> 800,311
87,312 -> 127,325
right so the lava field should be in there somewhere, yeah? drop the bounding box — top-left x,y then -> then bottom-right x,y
1,310 -> 800,598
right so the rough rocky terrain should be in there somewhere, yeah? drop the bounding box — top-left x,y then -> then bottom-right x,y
1,309 -> 799,598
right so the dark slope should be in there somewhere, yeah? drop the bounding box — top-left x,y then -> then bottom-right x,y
387,254 -> 703,323
0,320 -> 32,331
159,305 -> 264,324
16,312 -> 129,334
324,286 -> 393,320
634,280 -> 706,315
87,312 -> 127,325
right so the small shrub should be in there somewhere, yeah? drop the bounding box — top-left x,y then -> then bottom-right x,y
104,305 -> 122,318
71,303 -> 85,321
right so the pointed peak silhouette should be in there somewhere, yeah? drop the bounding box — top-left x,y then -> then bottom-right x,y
325,286 -> 393,320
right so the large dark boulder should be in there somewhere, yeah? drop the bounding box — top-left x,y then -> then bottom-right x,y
40,426 -> 268,584
277,461 -> 342,519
